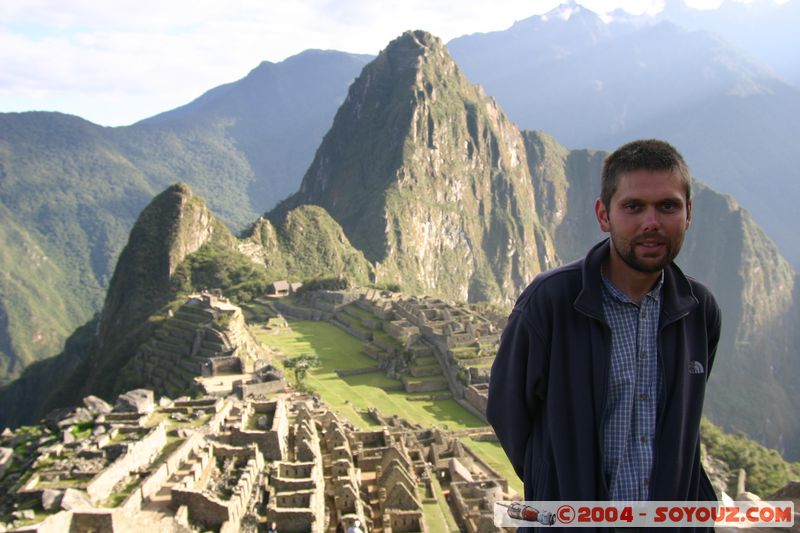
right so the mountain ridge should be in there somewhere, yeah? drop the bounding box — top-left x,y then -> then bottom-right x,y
0,50 -> 369,386
1,25 -> 799,461
279,30 -> 556,303
446,6 -> 800,267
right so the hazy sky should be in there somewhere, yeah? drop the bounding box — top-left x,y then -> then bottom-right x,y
0,0 -> 763,126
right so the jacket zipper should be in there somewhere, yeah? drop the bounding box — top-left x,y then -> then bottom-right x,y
650,309 -> 691,496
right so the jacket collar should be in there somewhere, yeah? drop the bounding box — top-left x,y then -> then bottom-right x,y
574,238 -> 698,322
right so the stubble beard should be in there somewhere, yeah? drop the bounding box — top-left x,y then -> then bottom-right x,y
612,231 -> 683,274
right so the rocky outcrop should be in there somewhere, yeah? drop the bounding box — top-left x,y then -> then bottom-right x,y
242,205 -> 373,285
279,31 -> 557,304
97,183 -> 220,351
523,130 -> 800,459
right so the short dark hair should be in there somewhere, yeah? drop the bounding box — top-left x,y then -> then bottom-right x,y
601,139 -> 691,209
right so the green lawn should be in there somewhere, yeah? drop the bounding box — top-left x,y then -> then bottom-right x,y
422,482 -> 459,532
467,438 -> 523,496
340,303 -> 375,321
254,321 -> 483,431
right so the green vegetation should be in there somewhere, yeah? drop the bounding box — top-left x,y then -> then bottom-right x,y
254,320 -> 483,431
283,354 -> 321,389
253,205 -> 374,287
175,242 -> 272,304
251,315 -> 531,521
70,420 -> 95,440
701,418 -> 800,496
104,476 -> 141,508
423,481 -> 459,532
466,438 -> 523,496
0,50 -> 368,387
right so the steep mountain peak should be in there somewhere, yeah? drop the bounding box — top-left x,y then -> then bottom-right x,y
541,1 -> 596,22
281,30 -> 556,303
97,183 -> 225,349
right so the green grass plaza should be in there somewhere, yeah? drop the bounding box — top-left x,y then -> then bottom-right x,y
253,319 -> 522,497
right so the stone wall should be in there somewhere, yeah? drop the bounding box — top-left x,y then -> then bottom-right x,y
171,443 -> 264,533
266,402 -> 326,533
460,444 -> 508,494
450,480 -> 503,533
384,320 -> 419,340
403,377 -> 449,393
266,507 -> 321,533
464,384 -> 489,417
274,299 -> 329,321
229,399 -> 288,460
85,422 -> 167,504
206,356 -> 243,375
121,432 -> 205,511
10,509 -> 73,532
267,490 -> 325,533
207,398 -> 233,433
235,379 -> 285,399
384,510 -> 427,533
169,397 -> 223,412
171,489 -> 231,527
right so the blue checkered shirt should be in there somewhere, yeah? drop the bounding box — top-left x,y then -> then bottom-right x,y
601,272 -> 663,501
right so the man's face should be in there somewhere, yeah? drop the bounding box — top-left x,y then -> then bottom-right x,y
595,169 -> 692,274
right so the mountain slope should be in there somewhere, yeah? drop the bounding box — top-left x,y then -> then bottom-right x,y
267,32 -> 800,457
447,5 -> 800,266
656,0 -> 800,86
523,129 -> 800,459
0,50 -> 369,384
278,31 -> 557,304
140,49 -> 372,213
0,183 -> 372,427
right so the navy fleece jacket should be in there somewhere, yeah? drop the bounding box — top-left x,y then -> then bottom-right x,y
487,239 -> 721,527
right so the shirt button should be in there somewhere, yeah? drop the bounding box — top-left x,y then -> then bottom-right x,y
639,393 -> 649,401
640,434 -> 648,443
639,351 -> 646,358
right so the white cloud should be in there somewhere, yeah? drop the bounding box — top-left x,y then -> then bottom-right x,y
0,0 -> 782,125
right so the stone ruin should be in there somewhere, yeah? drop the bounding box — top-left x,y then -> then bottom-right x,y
232,362 -> 285,400
287,287 -> 506,421
170,442 -> 265,533
1,384 -> 585,533
122,291 -> 280,400
265,402 -> 326,532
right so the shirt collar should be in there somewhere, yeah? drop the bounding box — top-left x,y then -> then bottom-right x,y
601,269 -> 664,306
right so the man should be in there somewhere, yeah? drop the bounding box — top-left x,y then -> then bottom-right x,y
346,518 -> 364,533
487,140 -> 720,509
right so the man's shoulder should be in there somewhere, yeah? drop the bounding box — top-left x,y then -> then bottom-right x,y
683,273 -> 721,317
681,272 -> 719,308
514,258 -> 584,312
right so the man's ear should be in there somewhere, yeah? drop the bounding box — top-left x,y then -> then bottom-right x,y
686,199 -> 693,229
595,198 -> 611,233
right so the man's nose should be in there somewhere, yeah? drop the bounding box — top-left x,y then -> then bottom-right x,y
641,206 -> 661,230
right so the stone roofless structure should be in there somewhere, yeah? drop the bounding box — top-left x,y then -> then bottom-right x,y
6,387 -> 514,532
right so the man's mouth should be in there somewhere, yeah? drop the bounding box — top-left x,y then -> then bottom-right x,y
634,233 -> 667,248
634,236 -> 667,251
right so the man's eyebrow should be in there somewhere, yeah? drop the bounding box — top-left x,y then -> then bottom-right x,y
615,194 -> 685,204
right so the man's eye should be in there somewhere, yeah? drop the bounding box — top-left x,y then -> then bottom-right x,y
623,203 -> 640,211
661,201 -> 677,211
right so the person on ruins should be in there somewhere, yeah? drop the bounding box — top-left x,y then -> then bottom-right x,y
267,521 -> 278,533
346,518 -> 364,533
487,140 -> 720,518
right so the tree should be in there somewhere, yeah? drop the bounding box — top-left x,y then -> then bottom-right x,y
283,354 -> 321,390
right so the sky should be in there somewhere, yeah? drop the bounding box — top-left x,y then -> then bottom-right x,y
0,0 -> 760,127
